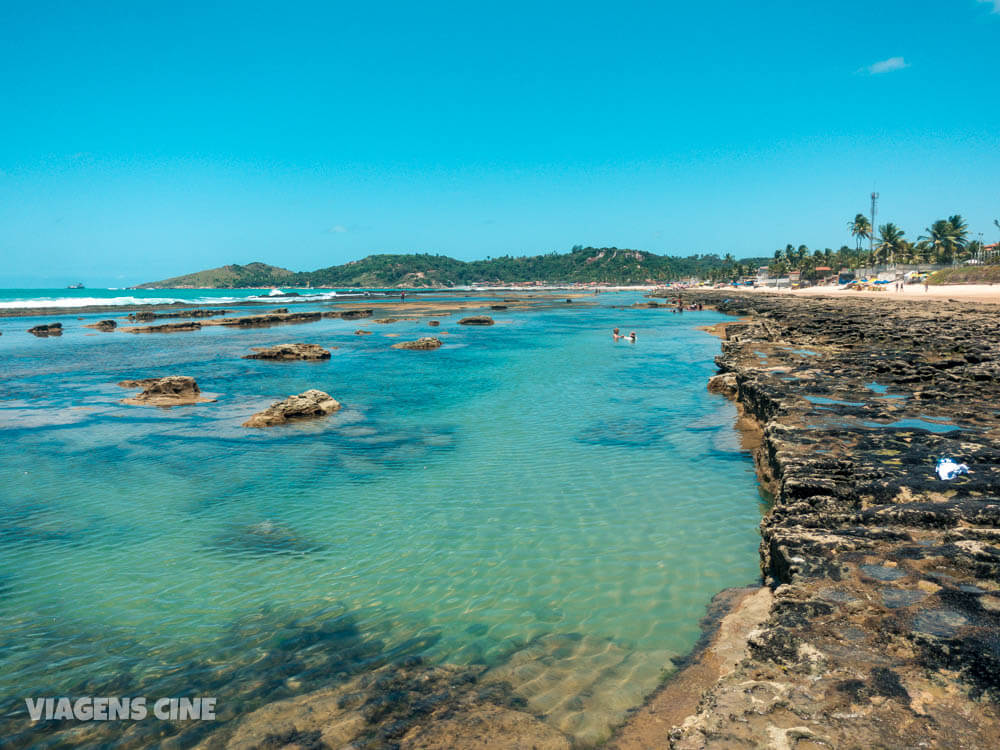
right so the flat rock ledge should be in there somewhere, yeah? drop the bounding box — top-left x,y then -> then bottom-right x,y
119,376 -> 215,407
391,336 -> 442,350
458,315 -> 494,326
651,291 -> 1000,750
243,343 -> 332,360
242,389 -> 341,428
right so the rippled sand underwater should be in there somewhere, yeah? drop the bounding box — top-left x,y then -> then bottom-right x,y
0,295 -> 764,747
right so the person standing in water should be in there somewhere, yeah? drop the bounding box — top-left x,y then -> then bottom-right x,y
612,327 -> 622,340
628,331 -> 636,343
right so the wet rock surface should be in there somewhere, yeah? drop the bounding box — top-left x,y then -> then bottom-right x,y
391,336 -> 443,350
458,316 -> 495,326
206,311 -> 322,328
663,292 -> 1000,749
243,343 -> 333,361
126,308 -> 230,321
84,319 -> 117,331
27,322 -> 62,337
118,376 -> 216,407
242,389 -> 341,428
123,320 -> 202,333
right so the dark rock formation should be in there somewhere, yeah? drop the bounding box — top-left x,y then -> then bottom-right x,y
243,390 -> 341,428
490,305 -> 508,310
337,309 -> 375,320
428,320 -> 440,327
355,330 -> 373,335
118,376 -> 215,407
660,292 -> 1000,749
27,323 -> 62,337
85,319 -> 117,331
458,316 -> 494,326
243,343 -> 332,361
126,309 -> 229,321
391,337 -> 442,350
206,312 -> 321,328
124,321 -> 202,333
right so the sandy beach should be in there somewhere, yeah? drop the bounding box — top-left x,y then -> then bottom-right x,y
733,282 -> 1000,305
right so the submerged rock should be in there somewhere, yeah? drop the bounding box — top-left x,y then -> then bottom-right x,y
355,329 -> 373,335
428,320 -> 440,327
338,309 -> 375,320
28,322 -> 62,337
243,343 -> 332,361
458,316 -> 494,326
391,337 -> 442,350
209,659 -> 569,750
119,376 -> 215,407
213,521 -> 319,556
242,389 -> 341,428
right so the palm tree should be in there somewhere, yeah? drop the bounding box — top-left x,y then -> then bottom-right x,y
948,215 -> 969,248
849,214 -> 872,253
876,223 -> 905,265
920,217 -> 967,264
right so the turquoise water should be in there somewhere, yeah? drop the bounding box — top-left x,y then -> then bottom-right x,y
0,294 -> 763,746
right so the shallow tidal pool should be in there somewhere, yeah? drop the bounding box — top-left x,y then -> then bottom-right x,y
0,294 -> 764,746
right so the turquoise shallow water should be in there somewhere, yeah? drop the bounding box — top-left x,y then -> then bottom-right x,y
0,293 -> 763,746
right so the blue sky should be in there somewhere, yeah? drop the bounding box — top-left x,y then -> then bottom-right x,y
1,0 -> 998,286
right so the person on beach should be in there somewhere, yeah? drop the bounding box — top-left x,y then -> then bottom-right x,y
924,281 -> 929,293
401,291 -> 406,301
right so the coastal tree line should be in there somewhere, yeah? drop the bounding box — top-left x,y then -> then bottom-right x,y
708,213 -> 995,283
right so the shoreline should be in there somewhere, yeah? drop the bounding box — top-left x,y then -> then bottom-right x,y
618,291 -> 1000,749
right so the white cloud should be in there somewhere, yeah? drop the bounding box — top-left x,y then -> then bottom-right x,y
327,225 -> 349,234
866,56 -> 909,75
978,0 -> 1000,13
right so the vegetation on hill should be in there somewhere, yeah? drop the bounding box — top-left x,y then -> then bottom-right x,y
927,266 -> 1000,285
136,263 -> 293,288
140,248 -> 772,288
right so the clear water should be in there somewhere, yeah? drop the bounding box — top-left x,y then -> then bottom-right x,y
0,294 -> 763,745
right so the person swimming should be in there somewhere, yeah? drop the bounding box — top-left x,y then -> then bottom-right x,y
628,331 -> 636,342
613,327 -> 622,340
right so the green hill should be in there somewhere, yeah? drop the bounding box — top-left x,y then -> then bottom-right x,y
137,262 -> 294,288
140,249 -> 769,288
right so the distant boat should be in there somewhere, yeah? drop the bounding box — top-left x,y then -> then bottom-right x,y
67,282 -> 84,289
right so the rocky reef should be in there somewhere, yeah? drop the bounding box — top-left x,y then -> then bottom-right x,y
653,292 -> 1000,749
243,343 -> 333,360
458,316 -> 494,326
126,308 -> 230,321
123,321 -> 202,333
242,389 -> 341,428
199,659 -> 569,750
118,376 -> 215,407
391,336 -> 443,350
